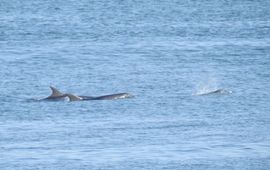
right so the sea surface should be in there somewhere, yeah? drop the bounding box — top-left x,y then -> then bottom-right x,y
0,0 -> 270,169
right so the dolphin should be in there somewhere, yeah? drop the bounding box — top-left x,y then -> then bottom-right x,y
42,86 -> 133,102
66,93 -> 133,101
195,88 -> 231,96
42,86 -> 68,101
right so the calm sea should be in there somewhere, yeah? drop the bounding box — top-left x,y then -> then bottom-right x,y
0,0 -> 270,169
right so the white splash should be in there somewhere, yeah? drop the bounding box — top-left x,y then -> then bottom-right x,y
193,75 -> 220,96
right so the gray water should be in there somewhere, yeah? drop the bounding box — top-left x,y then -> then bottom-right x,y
0,0 -> 270,169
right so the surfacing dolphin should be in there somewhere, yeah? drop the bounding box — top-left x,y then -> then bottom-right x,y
43,86 -> 133,102
66,93 -> 133,101
42,86 -> 68,101
195,88 -> 232,96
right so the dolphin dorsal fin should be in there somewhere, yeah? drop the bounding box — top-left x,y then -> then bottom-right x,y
66,93 -> 82,101
49,86 -> 64,97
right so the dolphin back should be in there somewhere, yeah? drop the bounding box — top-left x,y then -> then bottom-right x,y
92,93 -> 133,100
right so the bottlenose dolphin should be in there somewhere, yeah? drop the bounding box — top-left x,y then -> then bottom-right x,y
42,86 -> 133,102
42,86 -> 68,101
195,88 -> 231,96
66,93 -> 133,101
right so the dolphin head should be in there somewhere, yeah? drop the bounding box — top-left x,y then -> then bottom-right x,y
66,93 -> 83,102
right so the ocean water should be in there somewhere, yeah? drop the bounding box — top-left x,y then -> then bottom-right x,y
0,0 -> 270,169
